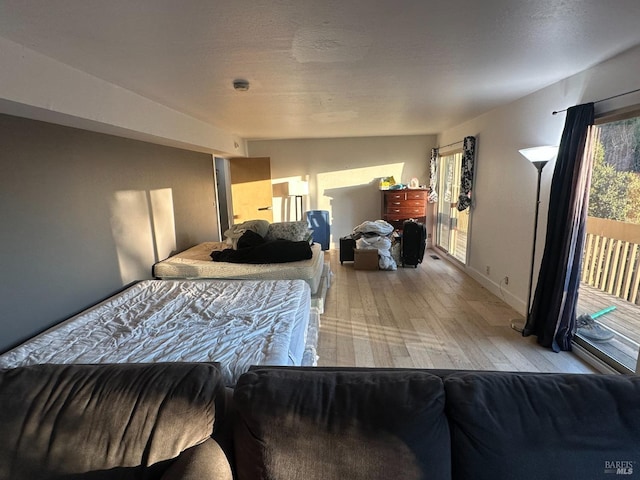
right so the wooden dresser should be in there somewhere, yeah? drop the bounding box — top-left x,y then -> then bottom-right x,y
381,189 -> 428,231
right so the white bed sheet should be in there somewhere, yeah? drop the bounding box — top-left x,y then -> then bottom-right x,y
153,242 -> 325,294
0,279 -> 312,386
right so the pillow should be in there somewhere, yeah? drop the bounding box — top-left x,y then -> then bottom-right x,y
303,230 -> 314,244
223,219 -> 270,249
238,219 -> 270,237
265,221 -> 312,242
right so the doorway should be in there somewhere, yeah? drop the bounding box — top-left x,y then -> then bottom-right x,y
228,157 -> 274,224
435,151 -> 469,264
215,156 -> 274,234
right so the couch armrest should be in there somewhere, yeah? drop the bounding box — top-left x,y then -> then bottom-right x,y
0,363 -> 223,479
160,438 -> 232,480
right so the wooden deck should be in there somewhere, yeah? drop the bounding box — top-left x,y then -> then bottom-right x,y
436,221 -> 467,264
453,229 -> 467,264
577,283 -> 640,371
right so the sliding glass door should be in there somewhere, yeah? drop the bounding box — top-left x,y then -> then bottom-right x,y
435,151 -> 469,264
576,109 -> 640,373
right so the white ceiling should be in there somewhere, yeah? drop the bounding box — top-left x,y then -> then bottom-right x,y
1,0 -> 640,141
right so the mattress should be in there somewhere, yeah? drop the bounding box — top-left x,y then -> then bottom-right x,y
0,279 -> 313,386
153,242 -> 325,294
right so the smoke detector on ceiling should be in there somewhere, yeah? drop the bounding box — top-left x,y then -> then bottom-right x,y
232,79 -> 250,92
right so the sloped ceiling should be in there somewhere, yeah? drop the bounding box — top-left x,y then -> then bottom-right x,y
1,0 -> 640,140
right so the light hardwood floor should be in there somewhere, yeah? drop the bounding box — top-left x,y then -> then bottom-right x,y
318,248 -> 597,373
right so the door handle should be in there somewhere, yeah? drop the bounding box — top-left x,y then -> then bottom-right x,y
257,206 -> 272,211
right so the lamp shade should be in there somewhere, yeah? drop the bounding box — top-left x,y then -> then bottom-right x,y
519,146 -> 559,163
289,180 -> 309,196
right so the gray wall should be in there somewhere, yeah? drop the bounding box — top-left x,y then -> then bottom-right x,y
0,113 -> 218,352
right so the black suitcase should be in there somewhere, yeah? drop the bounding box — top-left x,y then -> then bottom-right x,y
339,236 -> 356,264
401,220 -> 426,267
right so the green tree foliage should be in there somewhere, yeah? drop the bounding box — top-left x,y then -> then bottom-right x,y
626,172 -> 640,224
588,141 -> 630,221
589,116 -> 640,224
599,117 -> 640,173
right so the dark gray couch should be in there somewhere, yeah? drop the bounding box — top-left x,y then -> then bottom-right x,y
0,362 -> 232,480
2,363 -> 639,480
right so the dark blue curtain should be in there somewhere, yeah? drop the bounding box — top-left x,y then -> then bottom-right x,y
457,136 -> 476,211
523,103 -> 595,351
428,148 -> 439,203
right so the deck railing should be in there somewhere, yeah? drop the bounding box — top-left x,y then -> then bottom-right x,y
582,217 -> 640,305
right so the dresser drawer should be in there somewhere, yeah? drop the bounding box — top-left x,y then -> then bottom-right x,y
384,192 -> 406,202
393,199 -> 425,209
406,190 -> 427,200
384,213 -> 426,222
381,189 -> 428,230
385,199 -> 404,208
385,206 -> 426,216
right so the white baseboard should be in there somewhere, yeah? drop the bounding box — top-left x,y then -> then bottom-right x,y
466,266 -> 525,314
434,249 -> 527,317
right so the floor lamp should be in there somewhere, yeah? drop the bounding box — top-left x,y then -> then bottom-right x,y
511,146 -> 559,333
288,180 -> 309,221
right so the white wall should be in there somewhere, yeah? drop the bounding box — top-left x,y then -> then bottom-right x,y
0,36 -> 246,157
248,135 -> 436,247
438,44 -> 640,315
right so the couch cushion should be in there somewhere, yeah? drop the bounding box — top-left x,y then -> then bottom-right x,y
233,367 -> 450,480
444,371 -> 640,480
0,362 -> 223,479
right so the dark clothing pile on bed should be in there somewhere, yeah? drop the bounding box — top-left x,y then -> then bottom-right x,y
211,230 -> 313,264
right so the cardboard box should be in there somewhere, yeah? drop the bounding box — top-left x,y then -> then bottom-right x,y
353,248 -> 379,270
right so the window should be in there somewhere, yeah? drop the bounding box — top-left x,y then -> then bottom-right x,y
576,105 -> 640,373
